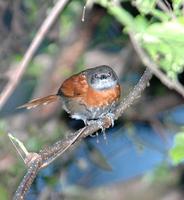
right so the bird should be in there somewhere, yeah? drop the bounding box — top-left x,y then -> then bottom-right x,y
18,65 -> 121,125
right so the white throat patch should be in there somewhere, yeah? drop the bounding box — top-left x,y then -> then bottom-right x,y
92,79 -> 117,90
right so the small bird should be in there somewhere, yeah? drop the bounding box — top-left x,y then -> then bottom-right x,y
18,65 -> 121,125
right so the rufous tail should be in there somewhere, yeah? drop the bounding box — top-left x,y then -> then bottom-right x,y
17,95 -> 59,109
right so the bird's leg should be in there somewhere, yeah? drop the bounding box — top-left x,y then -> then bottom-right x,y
86,119 -> 108,143
105,112 -> 115,127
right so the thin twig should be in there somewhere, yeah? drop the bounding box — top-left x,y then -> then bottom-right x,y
82,5 -> 86,22
8,133 -> 29,163
129,32 -> 184,98
13,68 -> 153,200
0,0 -> 69,110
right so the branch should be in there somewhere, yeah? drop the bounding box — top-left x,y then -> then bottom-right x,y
0,0 -> 69,110
129,32 -> 184,98
13,68 -> 152,200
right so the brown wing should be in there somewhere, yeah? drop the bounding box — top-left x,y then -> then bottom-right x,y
58,73 -> 88,97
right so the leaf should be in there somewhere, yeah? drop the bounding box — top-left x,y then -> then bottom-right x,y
173,0 -> 183,12
134,15 -> 149,33
169,132 -> 184,164
133,0 -> 157,14
139,20 -> 184,78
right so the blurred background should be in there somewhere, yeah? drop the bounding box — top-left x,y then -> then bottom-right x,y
0,0 -> 184,199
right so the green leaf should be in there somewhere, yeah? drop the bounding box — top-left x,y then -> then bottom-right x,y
96,0 -> 184,78
134,15 -> 149,32
170,132 -> 184,164
133,0 -> 157,14
173,0 -> 183,12
140,20 -> 184,78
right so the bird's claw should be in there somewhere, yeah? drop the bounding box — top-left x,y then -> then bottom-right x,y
106,113 -> 115,127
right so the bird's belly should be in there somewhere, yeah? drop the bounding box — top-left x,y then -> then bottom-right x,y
61,96 -> 117,122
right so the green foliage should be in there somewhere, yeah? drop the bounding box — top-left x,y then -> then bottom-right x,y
24,62 -> 43,77
145,163 -> 174,184
133,0 -> 157,14
96,0 -> 184,79
140,20 -> 184,79
170,131 -> 184,164
173,0 -> 184,15
0,185 -> 8,200
44,176 -> 58,187
95,0 -> 184,166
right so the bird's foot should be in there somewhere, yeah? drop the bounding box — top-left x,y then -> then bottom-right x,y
86,119 -> 107,143
105,113 -> 115,127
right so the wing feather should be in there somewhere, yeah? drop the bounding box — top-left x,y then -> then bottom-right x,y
58,74 -> 88,97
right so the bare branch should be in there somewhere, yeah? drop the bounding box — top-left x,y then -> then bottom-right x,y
129,32 -> 184,98
13,68 -> 152,200
13,155 -> 42,200
0,0 -> 69,110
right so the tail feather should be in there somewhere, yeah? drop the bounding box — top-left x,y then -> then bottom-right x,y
17,95 -> 59,109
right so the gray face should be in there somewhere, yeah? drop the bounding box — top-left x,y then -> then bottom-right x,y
84,65 -> 118,91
